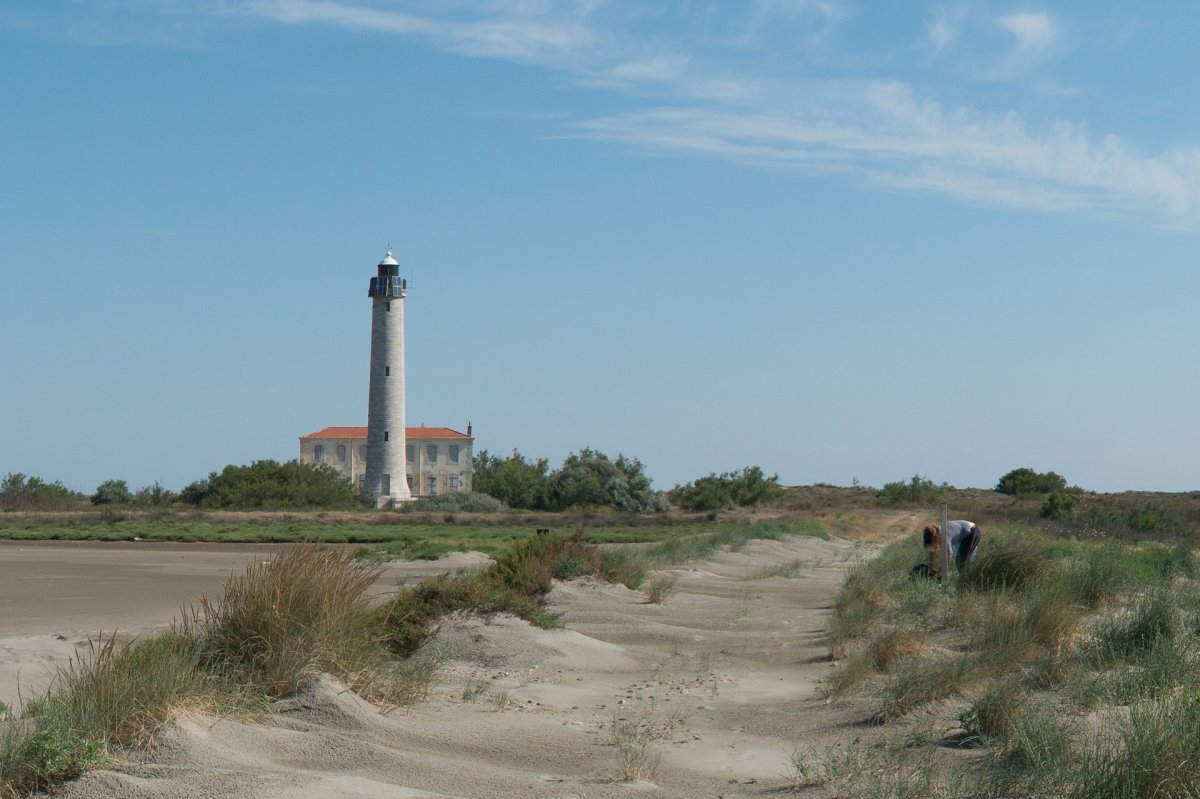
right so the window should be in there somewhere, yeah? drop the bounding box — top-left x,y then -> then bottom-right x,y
406,445 -> 414,462
449,445 -> 460,463
382,474 -> 391,495
358,445 -> 367,462
406,475 -> 414,490
426,444 -> 438,462
313,445 -> 324,462
426,475 -> 437,495
336,445 -> 346,463
386,301 -> 391,312
385,366 -> 390,376
449,475 -> 460,492
384,431 -> 389,442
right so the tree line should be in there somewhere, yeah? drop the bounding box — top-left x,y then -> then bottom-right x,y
0,450 -> 784,513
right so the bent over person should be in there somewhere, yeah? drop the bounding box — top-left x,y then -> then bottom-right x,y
944,519 -> 982,569
922,520 -> 982,573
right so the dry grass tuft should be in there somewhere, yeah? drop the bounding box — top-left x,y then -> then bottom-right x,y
189,546 -> 385,698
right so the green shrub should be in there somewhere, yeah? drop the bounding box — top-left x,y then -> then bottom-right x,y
548,449 -> 669,513
133,482 -> 177,507
667,466 -> 783,511
409,492 -> 505,513
376,532 -> 611,656
187,460 -> 366,510
875,475 -> 947,506
473,448 -> 668,513
1157,541 -> 1197,579
1040,490 -> 1077,520
90,479 -> 133,506
0,473 -> 84,511
996,468 -> 1068,496
471,450 -> 552,510
1126,503 -> 1181,534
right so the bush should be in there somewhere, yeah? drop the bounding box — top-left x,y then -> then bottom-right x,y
1040,490 -> 1077,520
548,449 -> 669,513
185,460 -> 365,510
667,466 -> 783,511
0,473 -> 83,512
875,475 -> 947,506
376,531 -> 610,655
133,482 -> 177,507
90,480 -> 133,506
996,468 -> 1068,496
472,450 -> 551,510
410,492 -> 505,513
473,448 -> 669,513
1125,503 -> 1180,534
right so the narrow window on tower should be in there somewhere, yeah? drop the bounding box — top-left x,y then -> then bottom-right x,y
384,431 -> 389,442
386,302 -> 391,312
385,366 -> 390,376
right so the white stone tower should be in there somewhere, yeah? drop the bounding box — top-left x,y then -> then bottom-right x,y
364,248 -> 413,507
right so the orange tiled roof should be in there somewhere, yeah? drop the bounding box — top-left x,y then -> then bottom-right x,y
300,426 -> 471,440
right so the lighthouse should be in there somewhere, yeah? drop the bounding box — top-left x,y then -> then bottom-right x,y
364,248 -> 413,506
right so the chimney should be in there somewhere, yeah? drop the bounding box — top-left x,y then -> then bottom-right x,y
467,421 -> 472,437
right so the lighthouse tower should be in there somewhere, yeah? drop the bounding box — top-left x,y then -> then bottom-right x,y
364,248 -> 413,506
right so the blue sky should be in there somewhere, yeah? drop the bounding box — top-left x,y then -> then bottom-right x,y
3,1 -> 1199,494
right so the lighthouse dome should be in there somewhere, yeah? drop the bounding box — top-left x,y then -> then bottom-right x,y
379,249 -> 399,267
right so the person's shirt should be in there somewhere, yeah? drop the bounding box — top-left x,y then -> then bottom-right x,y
944,520 -> 977,556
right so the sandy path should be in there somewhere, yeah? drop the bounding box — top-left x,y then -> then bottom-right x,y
3,522 -> 917,798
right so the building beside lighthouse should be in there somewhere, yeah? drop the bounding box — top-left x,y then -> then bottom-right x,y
298,247 -> 472,505
298,425 -> 474,497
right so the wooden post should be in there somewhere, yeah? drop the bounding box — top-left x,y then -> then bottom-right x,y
939,503 -> 950,582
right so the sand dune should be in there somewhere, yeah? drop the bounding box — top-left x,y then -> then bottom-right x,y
8,534 -> 879,798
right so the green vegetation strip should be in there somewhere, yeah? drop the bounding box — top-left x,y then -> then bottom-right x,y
0,513 -> 826,562
813,523 -> 1200,798
0,520 -> 823,796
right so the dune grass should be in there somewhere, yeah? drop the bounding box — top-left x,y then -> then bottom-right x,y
822,524 -> 1200,795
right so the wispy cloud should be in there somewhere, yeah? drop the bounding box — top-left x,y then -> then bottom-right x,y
927,4 -> 967,55
576,83 -> 1200,225
30,1 -> 1193,229
999,10 -> 1057,53
246,0 -> 600,64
